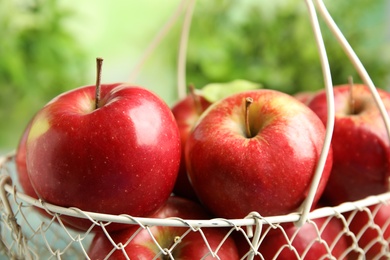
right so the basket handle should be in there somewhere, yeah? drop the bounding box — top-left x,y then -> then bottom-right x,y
314,0 -> 390,137
296,0 -> 335,227
126,0 -> 189,84
298,0 -> 390,227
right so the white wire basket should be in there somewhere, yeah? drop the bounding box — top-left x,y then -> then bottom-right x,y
1,0 -> 390,259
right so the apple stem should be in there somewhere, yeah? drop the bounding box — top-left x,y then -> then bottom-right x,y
95,57 -> 104,109
245,97 -> 253,138
189,84 -> 203,115
348,76 -> 355,115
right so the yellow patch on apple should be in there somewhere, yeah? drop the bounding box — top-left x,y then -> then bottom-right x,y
270,95 -> 305,115
28,113 -> 50,143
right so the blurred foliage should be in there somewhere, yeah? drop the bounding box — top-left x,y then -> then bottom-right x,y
201,79 -> 262,103
172,0 -> 390,94
1,0 -> 390,151
0,0 -> 88,150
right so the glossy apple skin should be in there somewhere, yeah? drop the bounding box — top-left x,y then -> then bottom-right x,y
171,94 -> 211,201
88,196 -> 240,259
16,120 -> 36,198
347,203 -> 390,259
185,89 -> 333,219
26,83 -> 181,231
308,84 -> 390,205
256,216 -> 349,259
16,119 -> 84,230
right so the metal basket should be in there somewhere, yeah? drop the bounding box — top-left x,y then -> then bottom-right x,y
1,0 -> 390,259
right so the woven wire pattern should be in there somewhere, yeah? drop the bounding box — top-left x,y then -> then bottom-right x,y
1,156 -> 390,259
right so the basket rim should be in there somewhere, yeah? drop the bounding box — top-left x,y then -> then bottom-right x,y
1,153 -> 390,228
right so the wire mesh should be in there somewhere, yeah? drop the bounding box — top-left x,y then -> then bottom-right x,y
1,0 -> 390,259
2,153 -> 390,259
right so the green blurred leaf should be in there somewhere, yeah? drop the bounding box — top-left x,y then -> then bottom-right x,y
201,79 -> 262,103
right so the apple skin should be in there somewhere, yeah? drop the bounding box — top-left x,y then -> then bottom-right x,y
171,92 -> 212,200
346,203 -> 390,259
87,196 -> 240,259
16,119 -> 85,230
256,216 -> 349,259
307,84 -> 390,205
185,89 -> 333,219
16,120 -> 36,198
26,83 -> 181,231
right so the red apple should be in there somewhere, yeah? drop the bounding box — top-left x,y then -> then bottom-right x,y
171,80 -> 261,201
87,196 -> 240,259
347,203 -> 390,259
257,216 -> 349,259
307,84 -> 390,205
16,119 -> 36,198
185,89 -> 333,219
26,81 -> 181,231
171,87 -> 212,200
16,118 -> 84,230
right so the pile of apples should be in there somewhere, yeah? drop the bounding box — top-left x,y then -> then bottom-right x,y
14,58 -> 390,259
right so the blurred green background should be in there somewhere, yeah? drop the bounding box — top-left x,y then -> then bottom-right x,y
1,0 -> 389,153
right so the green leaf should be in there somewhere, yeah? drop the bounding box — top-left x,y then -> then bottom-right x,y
201,79 -> 262,103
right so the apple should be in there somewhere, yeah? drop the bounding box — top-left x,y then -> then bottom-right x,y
346,203 -> 390,259
256,215 -> 349,259
26,59 -> 181,231
87,196 -> 240,259
185,89 -> 333,219
16,119 -> 52,218
171,86 -> 212,200
16,119 -> 85,230
16,119 -> 36,198
171,80 -> 261,201
307,84 -> 390,205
